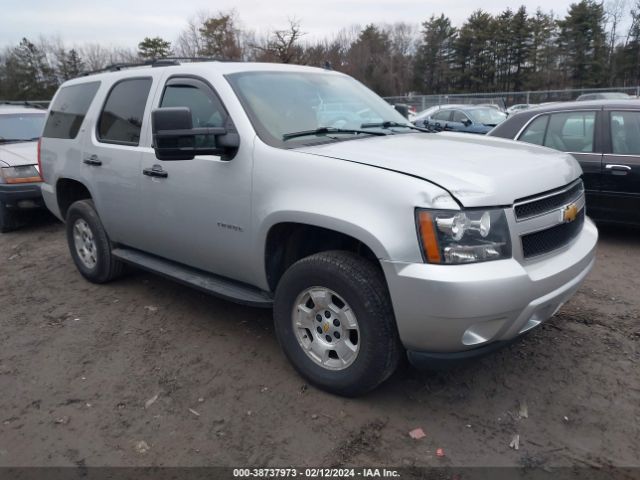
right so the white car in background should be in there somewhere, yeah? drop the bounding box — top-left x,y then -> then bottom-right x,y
0,104 -> 46,232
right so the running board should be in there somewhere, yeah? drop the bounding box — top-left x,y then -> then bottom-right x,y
112,248 -> 273,308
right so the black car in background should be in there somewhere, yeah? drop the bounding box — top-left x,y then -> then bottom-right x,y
489,100 -> 640,226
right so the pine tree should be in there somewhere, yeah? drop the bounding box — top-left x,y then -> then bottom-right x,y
558,0 -> 608,87
414,14 -> 457,93
3,38 -> 58,100
137,37 -> 172,60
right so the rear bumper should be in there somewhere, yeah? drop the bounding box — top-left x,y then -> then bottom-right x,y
0,183 -> 43,208
382,217 -> 598,354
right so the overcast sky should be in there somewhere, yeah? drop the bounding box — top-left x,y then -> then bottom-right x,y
0,0 -> 612,48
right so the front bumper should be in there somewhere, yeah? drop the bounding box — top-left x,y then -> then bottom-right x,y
382,216 -> 597,358
0,182 -> 44,208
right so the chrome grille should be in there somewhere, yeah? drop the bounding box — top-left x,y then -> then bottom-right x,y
515,180 -> 584,221
521,209 -> 585,258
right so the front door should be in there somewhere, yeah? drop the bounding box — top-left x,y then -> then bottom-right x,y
139,74 -> 254,284
600,109 -> 640,225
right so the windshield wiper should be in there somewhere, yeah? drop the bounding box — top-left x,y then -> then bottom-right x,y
0,137 -> 39,143
360,121 -> 430,132
282,127 -> 387,141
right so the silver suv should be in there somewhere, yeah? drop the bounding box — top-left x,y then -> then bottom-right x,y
40,61 -> 598,396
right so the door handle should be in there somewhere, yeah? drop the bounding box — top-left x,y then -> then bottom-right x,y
605,164 -> 631,176
83,154 -> 102,166
143,165 -> 168,178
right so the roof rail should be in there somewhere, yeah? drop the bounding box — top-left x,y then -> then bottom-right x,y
0,100 -> 48,109
80,57 -> 219,77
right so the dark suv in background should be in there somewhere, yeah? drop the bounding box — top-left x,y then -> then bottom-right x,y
489,100 -> 640,226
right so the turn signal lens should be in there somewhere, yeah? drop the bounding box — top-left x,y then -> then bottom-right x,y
417,211 -> 442,263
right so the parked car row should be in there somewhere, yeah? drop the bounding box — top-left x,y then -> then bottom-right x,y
489,99 -> 640,226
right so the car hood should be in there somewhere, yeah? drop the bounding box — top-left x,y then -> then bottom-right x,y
0,141 -> 38,168
296,132 -> 582,207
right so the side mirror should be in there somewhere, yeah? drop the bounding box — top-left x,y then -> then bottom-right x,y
393,103 -> 409,119
151,107 -> 240,161
463,119 -> 472,127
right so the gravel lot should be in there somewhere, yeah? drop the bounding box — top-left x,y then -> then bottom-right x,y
0,213 -> 638,468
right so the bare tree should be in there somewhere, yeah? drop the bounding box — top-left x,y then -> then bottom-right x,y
253,19 -> 306,63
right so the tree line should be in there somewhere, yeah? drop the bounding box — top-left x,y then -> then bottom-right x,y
1,0 -> 639,101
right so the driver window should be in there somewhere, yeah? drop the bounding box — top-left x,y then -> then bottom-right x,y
160,80 -> 226,148
432,110 -> 451,122
452,111 -> 469,123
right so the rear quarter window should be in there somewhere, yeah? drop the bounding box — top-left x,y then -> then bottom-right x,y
42,82 -> 101,139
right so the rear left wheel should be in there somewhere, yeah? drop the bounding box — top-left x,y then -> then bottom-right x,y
66,199 -> 123,283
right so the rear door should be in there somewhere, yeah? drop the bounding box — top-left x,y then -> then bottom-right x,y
82,76 -> 156,247
600,109 -> 640,224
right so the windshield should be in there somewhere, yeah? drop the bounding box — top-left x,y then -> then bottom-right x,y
0,113 -> 46,142
468,108 -> 506,126
226,71 -> 409,147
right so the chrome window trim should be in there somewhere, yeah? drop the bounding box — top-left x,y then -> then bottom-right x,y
514,108 -> 600,143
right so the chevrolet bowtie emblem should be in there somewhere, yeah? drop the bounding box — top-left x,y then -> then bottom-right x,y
563,203 -> 579,223
323,323 -> 330,333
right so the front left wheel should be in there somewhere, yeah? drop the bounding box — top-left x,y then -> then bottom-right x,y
66,199 -> 123,283
273,250 -> 402,397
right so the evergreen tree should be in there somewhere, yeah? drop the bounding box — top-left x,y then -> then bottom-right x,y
138,37 -> 172,60
57,48 -> 84,80
414,14 -> 456,93
3,38 -> 57,100
198,14 -> 242,60
558,0 -> 608,87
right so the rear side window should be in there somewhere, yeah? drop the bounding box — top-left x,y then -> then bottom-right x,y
610,111 -> 640,155
432,110 -> 451,122
542,111 -> 596,153
43,82 -> 100,139
519,115 -> 549,145
98,78 -> 152,146
452,111 -> 469,123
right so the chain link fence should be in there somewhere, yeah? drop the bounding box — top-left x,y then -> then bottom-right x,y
385,86 -> 640,113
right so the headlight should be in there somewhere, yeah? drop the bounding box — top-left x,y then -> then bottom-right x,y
416,208 -> 511,264
0,165 -> 42,184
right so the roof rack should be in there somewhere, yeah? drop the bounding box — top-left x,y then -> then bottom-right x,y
81,57 -> 219,77
0,100 -> 48,109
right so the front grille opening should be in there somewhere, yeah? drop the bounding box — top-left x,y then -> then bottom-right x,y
515,181 -> 584,220
521,209 -> 585,258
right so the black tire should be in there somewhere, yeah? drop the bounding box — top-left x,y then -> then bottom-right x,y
66,199 -> 123,283
274,250 -> 402,396
0,201 -> 20,233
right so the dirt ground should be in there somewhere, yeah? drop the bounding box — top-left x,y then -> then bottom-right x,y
0,213 -> 638,469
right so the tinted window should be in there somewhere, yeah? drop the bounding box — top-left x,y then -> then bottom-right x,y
98,78 -> 152,145
43,82 -> 100,139
160,79 -> 227,149
161,81 -> 225,128
432,110 -> 451,121
519,115 -> 549,145
544,111 -> 596,153
452,111 -> 469,123
0,113 -> 46,141
611,111 -> 640,155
